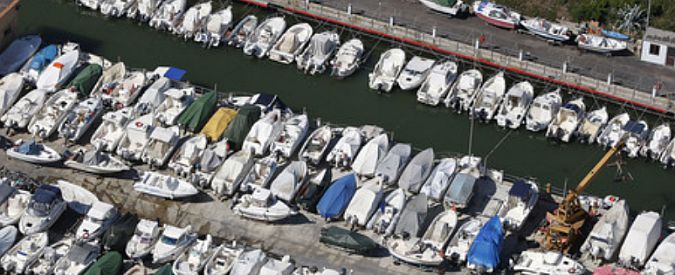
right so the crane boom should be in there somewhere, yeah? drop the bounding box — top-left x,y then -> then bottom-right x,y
566,139 -> 625,203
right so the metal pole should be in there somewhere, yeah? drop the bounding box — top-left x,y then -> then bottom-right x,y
347,3 -> 351,15
646,0 -> 651,29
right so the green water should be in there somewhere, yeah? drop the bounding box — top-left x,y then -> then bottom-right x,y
18,0 -> 675,220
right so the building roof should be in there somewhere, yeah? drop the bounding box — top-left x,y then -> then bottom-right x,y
644,27 -> 675,48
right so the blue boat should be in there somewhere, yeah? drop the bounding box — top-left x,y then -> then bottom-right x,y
466,216 -> 504,273
0,35 -> 42,76
601,29 -> 630,41
26,44 -> 59,76
317,173 -> 357,219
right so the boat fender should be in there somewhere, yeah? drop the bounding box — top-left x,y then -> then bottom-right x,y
568,267 -> 576,274
136,121 -> 143,128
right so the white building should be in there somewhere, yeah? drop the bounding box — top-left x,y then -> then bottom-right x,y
641,27 -> 675,69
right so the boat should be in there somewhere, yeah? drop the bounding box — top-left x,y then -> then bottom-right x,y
419,158 -> 457,202
466,216 -> 503,273
176,90 -> 217,133
472,1 -> 520,29
269,160 -> 307,202
367,188 -> 406,236
90,107 -> 133,151
525,89 -> 563,132
295,168 -> 331,212
19,44 -> 59,83
172,234 -> 215,275
52,242 -> 101,275
192,138 -> 231,188
36,50 -> 80,92
268,23 -> 313,64
502,180 -> 539,231
0,35 -> 41,76
100,0 -> 137,17
271,113 -> 309,159
641,123 -> 671,160
520,18 -> 571,42
618,211 -> 662,268
59,96 -> 105,142
82,251 -> 123,275
470,71 -> 506,122
577,34 -> 627,55
133,0 -> 161,21
0,89 -> 49,131
7,139 -> 62,164
296,31 -> 340,75
242,109 -> 284,156
643,232 -> 675,274
495,81 -> 534,129
28,89 -> 79,139
397,57 -> 440,91
368,48 -> 406,92
233,188 -> 296,222
317,173 -> 357,221
141,126 -> 181,168
75,201 -> 119,242
148,0 -> 187,31
580,199 -> 629,261
134,171 -> 199,199
211,150 -> 254,198
343,178 -> 384,227
98,70 -> 149,108
240,156 -> 278,192
575,106 -> 609,144
28,237 -> 75,275
659,136 -> 675,168
64,148 -> 130,174
416,61 -> 457,106
330,38 -> 364,78
396,194 -> 439,238
623,120 -> 650,158
351,133 -> 389,178
152,224 -> 197,264
91,62 -> 126,98
260,255 -> 294,275
445,217 -> 482,265
513,251 -> 586,275
418,0 -> 466,16
175,1 -> 212,40
169,134 -> 208,178
226,15 -> 258,48
597,113 -> 630,147
243,16 -> 287,58
133,76 -> 171,117
299,125 -> 334,166
388,209 -> 457,266
125,219 -> 162,259
221,105 -> 262,150
0,73 -> 25,117
230,249 -> 267,275
0,185 -> 30,226
319,226 -> 379,255
546,97 -> 586,142
374,143 -> 412,186
154,87 -> 195,127
57,180 -> 98,215
19,185 -> 67,235
200,107 -> 237,142
101,213 -> 140,252
444,69 -> 483,113
0,232 -> 48,273
0,226 -> 16,257
443,156 -> 481,209
194,6 -> 233,48
204,241 -> 244,275
326,127 -> 363,168
67,63 -> 103,97
397,148 -> 435,194
116,114 -> 154,162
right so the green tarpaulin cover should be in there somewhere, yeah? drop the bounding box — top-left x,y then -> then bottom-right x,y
222,105 -> 261,150
68,63 -> 102,97
102,213 -> 139,252
153,264 -> 173,275
177,90 -> 218,132
83,251 -> 122,275
319,226 -> 379,254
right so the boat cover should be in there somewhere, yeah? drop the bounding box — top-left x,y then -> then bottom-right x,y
201,107 -> 238,142
395,194 -> 428,237
153,264 -> 173,275
83,251 -> 123,275
83,150 -> 106,165
624,120 -> 646,135
0,183 -> 14,205
467,216 -> 503,271
178,90 -> 218,132
0,226 -> 16,256
508,180 -> 531,199
398,148 -> 434,193
17,140 -> 42,155
0,35 -> 41,75
317,173 -> 357,219
68,63 -> 103,96
102,213 -> 139,252
445,173 -> 477,206
319,226 -> 378,254
33,184 -> 62,203
155,66 -> 186,81
222,105 -> 261,150
602,29 -> 630,40
30,45 -> 59,71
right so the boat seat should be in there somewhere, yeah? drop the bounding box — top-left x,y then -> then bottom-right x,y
430,222 -> 449,242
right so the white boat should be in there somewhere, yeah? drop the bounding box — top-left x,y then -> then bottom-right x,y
230,249 -> 267,275
98,70 -> 148,108
90,107 -> 133,151
211,150 -> 254,197
155,87 -> 195,126
194,6 -> 233,48
91,62 -> 126,98
116,114 -> 154,161
299,125 -> 334,166
28,237 -> 75,275
577,34 -> 627,55
149,0 -> 187,31
226,15 -> 258,48
0,226 -> 17,257
152,224 -> 197,264
659,137 -> 675,168
416,61 -> 457,106
418,0 -> 466,16
126,219 -> 162,259
132,0 -> 160,21
502,180 -> 539,231
175,1 -> 212,40
79,0 -> 103,10
397,56 -> 435,91
28,89 -> 79,139
7,139 -> 62,164
366,188 -> 406,236
419,158 -> 457,202
19,185 -> 67,235
260,255 -> 294,275
471,71 -> 506,122
0,186 -> 30,226
169,134 -> 208,178
618,211 -> 662,268
296,31 -> 340,75
75,201 -> 119,242
135,171 -> 199,199
269,160 -> 307,202
623,120 -> 650,158
204,242 -> 244,275
546,97 -> 586,142
240,156 -> 278,192
351,133 -> 389,178
243,16 -> 287,58
597,113 -> 630,147
513,251 -> 586,275
0,73 -> 24,117
388,209 -> 457,266
374,143 -> 412,186
0,232 -> 48,273
641,123 -> 671,160
472,1 -> 520,29
368,48 -> 406,92
36,50 -> 80,92
52,242 -> 100,275
444,69 -> 483,113
269,23 -> 313,64
64,148 -> 130,174
19,44 -> 60,84
270,113 -> 309,159
330,38 -> 364,78
242,109 -> 284,156
495,81 -> 534,129
525,89 -> 562,132
233,188 -> 296,222
575,106 -> 608,144
444,217 -> 482,264
141,126 -> 181,168
173,234 -> 215,275
133,77 -> 172,117
643,232 -> 675,275
0,89 -> 48,131
344,178 -> 383,227
193,139 -> 231,188
398,148 -> 435,194
580,199 -> 629,261
443,156 -> 481,209
59,96 -> 105,142
100,0 -> 137,17
326,127 -> 363,168
520,18 -> 571,42
57,180 -> 98,215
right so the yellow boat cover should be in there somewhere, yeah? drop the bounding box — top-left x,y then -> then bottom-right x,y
201,107 -> 238,142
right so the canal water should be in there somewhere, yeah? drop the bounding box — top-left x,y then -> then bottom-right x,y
18,0 -> 675,220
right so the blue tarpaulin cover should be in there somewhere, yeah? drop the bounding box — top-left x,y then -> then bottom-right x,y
601,29 -> 629,40
467,216 -> 504,271
164,67 -> 186,81
17,140 -> 41,155
317,173 -> 357,219
563,103 -> 582,114
33,185 -> 62,204
508,180 -> 531,198
623,120 -> 646,134
30,45 -> 59,71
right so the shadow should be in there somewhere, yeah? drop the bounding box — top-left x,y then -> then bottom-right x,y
184,190 -> 214,203
50,208 -> 85,237
112,167 -> 142,181
275,212 -> 314,225
31,26 -> 105,56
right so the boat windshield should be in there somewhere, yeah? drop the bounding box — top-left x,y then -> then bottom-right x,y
86,216 -> 104,224
161,235 -> 178,246
27,201 -> 51,217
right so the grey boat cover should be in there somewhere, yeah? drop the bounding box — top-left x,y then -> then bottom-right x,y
0,226 -> 17,256
395,194 -> 428,238
67,242 -> 100,264
0,183 -> 15,205
397,148 -> 434,194
375,143 -> 412,185
270,161 -> 307,202
445,173 -> 477,206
